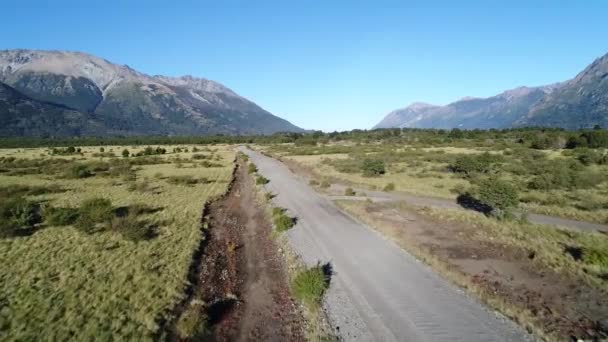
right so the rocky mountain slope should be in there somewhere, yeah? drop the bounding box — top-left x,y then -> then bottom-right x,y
0,49 -> 303,136
375,53 -> 608,130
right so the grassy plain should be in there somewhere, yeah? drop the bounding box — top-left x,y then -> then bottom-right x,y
0,145 -> 235,340
264,142 -> 608,224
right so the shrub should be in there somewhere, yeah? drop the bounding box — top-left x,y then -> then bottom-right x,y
74,198 -> 114,233
272,207 -> 295,232
476,178 -> 518,219
383,183 -> 396,192
109,214 -> 155,242
309,179 -> 319,186
166,175 -> 204,186
449,152 -> 502,175
122,149 -> 130,158
248,163 -> 258,174
320,180 -> 331,189
66,164 -> 93,179
361,159 -> 386,177
191,154 -> 209,160
291,264 -> 329,309
44,206 -> 79,226
344,188 -> 356,196
264,192 -> 275,201
0,197 -> 40,237
256,175 -> 269,185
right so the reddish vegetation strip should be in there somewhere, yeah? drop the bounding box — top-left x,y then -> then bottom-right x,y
175,160 -> 305,341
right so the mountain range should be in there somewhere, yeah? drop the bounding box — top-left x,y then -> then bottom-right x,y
0,49 -> 303,136
374,52 -> 608,130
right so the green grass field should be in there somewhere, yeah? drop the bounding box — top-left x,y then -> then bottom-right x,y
0,145 -> 235,340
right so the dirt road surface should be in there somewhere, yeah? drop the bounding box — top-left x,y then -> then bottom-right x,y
172,160 -> 304,341
327,186 -> 608,234
241,147 -> 530,342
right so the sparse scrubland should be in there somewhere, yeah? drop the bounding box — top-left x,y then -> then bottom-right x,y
251,127 -> 608,340
264,128 -> 608,224
0,144 -> 234,340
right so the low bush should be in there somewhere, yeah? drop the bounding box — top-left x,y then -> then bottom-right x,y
166,175 -> 206,186
248,163 -> 258,174
320,180 -> 331,189
272,207 -> 295,232
191,154 -> 209,160
256,175 -> 269,185
309,179 -> 319,186
291,264 -> 329,309
74,198 -> 114,234
344,187 -> 356,196
449,152 -> 502,176
361,159 -> 386,177
44,206 -> 79,226
0,197 -> 40,238
109,214 -> 156,242
476,178 -> 519,219
383,183 -> 396,192
66,164 -> 93,179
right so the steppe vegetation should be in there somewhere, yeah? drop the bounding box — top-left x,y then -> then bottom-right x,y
263,128 -> 608,223
0,144 -> 234,340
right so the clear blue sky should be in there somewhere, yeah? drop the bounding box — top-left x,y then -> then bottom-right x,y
3,0 -> 607,131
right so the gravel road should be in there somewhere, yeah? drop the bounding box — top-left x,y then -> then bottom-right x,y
327,185 -> 608,234
241,147 -> 530,342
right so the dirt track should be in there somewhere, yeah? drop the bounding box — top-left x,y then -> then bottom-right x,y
172,160 -> 304,341
241,147 -> 530,342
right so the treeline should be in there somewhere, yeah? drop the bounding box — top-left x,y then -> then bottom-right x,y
0,126 -> 607,149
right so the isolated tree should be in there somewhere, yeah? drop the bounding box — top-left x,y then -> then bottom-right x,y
122,149 -> 130,158
476,178 -> 518,219
361,159 -> 386,177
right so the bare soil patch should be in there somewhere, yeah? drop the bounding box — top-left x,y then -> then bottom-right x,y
339,200 -> 608,340
169,160 -> 305,341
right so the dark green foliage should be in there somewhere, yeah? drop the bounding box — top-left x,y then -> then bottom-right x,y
248,163 -> 258,174
256,175 -> 269,185
74,198 -> 114,233
191,154 -> 209,160
51,146 -> 79,155
44,206 -> 80,226
527,159 -> 607,190
361,159 -> 386,177
530,135 -> 565,149
166,175 -> 207,186
0,197 -> 40,238
134,146 -> 166,157
476,178 -> 519,213
575,149 -> 608,165
109,214 -> 156,242
66,164 -> 93,179
122,149 -> 130,158
449,152 -> 502,175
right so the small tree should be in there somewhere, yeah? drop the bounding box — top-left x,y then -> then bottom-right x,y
122,149 -> 130,158
476,178 -> 518,219
361,159 -> 386,177
99,147 -> 105,153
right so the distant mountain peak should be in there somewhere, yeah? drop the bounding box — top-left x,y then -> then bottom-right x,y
0,49 -> 304,136
407,102 -> 437,110
374,51 -> 608,130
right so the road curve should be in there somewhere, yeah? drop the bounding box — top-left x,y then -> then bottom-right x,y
241,147 -> 529,342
